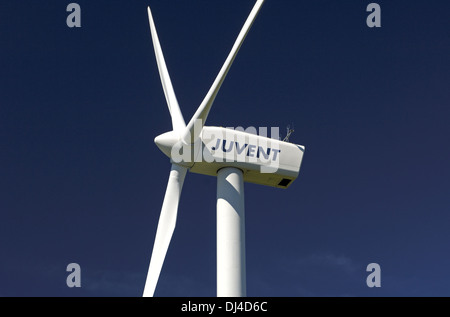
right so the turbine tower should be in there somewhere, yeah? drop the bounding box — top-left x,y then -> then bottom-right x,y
143,0 -> 305,297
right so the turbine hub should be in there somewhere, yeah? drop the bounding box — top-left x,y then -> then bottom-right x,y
154,131 -> 179,158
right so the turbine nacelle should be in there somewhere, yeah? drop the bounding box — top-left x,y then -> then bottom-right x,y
155,126 -> 305,188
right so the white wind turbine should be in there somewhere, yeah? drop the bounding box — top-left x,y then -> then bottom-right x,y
143,0 -> 305,297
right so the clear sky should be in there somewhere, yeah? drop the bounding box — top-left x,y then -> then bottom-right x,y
1,0 -> 449,297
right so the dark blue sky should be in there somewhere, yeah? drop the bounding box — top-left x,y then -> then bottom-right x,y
1,0 -> 449,296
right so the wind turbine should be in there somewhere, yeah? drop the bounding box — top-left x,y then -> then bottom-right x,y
143,0 -> 305,297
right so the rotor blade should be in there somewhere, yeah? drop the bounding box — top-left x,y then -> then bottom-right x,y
147,6 -> 186,133
182,0 -> 265,144
143,163 -> 188,297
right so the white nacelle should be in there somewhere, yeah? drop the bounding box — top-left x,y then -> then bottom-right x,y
186,126 -> 305,188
